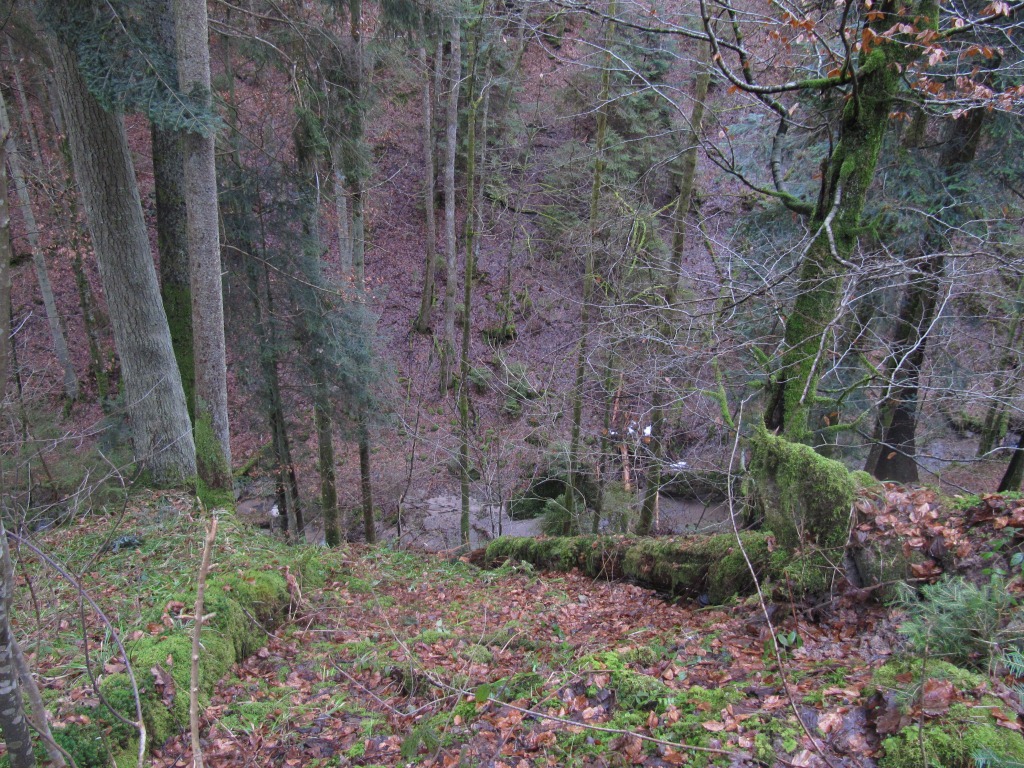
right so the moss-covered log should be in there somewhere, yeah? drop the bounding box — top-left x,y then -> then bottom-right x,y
484,531 -> 834,602
747,427 -> 855,551
55,560 -> 310,766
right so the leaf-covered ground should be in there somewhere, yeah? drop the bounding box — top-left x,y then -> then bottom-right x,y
10,487 -> 1024,768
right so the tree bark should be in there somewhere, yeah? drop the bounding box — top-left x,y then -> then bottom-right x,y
0,110 -> 13,400
50,34 -> 197,484
414,17 -> 438,334
175,0 -> 232,490
152,0 -> 195,420
439,15 -> 461,393
0,90 -> 79,401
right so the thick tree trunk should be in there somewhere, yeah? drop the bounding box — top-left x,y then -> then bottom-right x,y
0,521 -> 35,768
439,16 -> 461,393
152,0 -> 195,420
152,124 -> 195,419
175,0 -> 232,489
50,36 -> 197,484
0,92 -> 79,401
414,20 -> 438,334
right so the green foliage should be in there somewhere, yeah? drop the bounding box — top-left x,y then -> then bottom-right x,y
539,492 -> 585,536
41,0 -> 221,134
896,576 -> 1022,670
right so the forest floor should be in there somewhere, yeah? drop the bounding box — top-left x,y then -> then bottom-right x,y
10,486 -> 1024,768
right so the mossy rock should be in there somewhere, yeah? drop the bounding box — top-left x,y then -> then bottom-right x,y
873,658 -> 1024,768
747,427 -> 855,551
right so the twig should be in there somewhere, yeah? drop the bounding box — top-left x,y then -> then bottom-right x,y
724,400 -> 842,768
190,518 -> 218,768
11,635 -> 71,768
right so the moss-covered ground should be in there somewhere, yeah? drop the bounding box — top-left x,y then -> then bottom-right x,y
7,490 -> 1024,767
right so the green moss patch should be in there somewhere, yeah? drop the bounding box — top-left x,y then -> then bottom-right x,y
873,659 -> 1024,768
747,427 -> 855,551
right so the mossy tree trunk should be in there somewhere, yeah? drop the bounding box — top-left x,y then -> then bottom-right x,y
762,4 -> 937,444
458,13 -> 485,548
151,0 -> 193,420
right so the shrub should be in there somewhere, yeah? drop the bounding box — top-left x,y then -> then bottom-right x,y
896,576 -> 1022,670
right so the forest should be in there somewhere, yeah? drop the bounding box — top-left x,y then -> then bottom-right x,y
1,0 -> 1024,765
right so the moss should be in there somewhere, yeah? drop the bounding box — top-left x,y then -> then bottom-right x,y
880,702 -> 1024,768
61,562 -> 292,762
748,427 -> 855,551
194,411 -> 233,504
161,283 -> 194,422
872,658 -> 986,697
99,632 -> 235,746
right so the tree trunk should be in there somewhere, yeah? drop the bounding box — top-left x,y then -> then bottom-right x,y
763,12 -> 932,443
316,389 -> 342,547
864,109 -> 985,481
999,430 -> 1024,492
439,15 -> 461,393
1,91 -> 79,401
0,520 -> 35,768
672,41 -> 711,302
0,111 -> 13,400
569,2 -> 614,522
359,421 -> 375,543
152,0 -> 195,420
458,20 -> 483,549
414,18 -> 438,334
640,42 -> 712,535
331,142 -> 352,275
50,34 -> 197,484
174,0 -> 232,489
